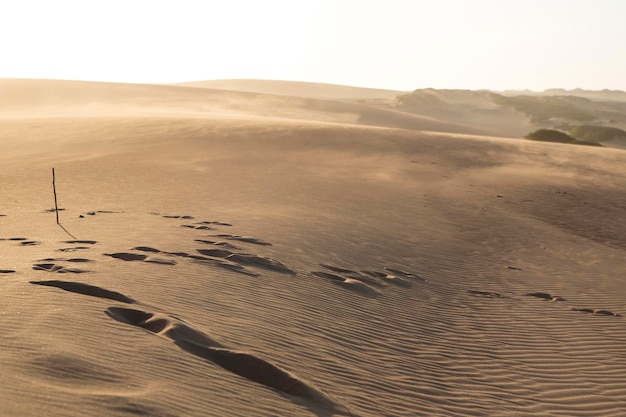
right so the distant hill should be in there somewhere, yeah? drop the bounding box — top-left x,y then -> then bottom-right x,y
5,78 -> 626,149
502,88 -> 626,102
176,79 -> 405,100
393,88 -> 626,144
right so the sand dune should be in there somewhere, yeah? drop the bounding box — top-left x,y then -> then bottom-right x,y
0,79 -> 487,135
1,79 -> 626,416
176,79 -> 405,100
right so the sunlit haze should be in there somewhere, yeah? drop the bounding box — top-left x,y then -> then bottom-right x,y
2,0 -> 625,91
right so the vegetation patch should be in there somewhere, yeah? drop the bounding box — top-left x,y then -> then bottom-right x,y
525,129 -> 602,146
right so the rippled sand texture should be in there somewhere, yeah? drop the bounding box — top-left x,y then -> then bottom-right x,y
1,79 -> 626,416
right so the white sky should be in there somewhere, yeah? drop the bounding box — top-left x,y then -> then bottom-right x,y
1,0 -> 624,91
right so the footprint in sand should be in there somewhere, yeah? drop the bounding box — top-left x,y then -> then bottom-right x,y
56,240 -> 97,252
80,210 -> 124,218
181,221 -> 233,230
39,257 -> 93,263
58,246 -> 91,252
105,252 -> 176,265
196,221 -> 232,226
162,214 -> 195,219
468,290 -> 504,298
32,263 -> 90,274
157,213 -> 231,226
194,239 -> 241,250
572,308 -> 622,317
197,249 -> 295,275
43,208 -> 66,213
181,224 -> 215,230
211,234 -> 272,246
132,246 -> 161,253
312,271 -> 382,298
525,292 -> 566,302
384,267 -> 426,283
30,280 -> 135,304
0,269 -> 16,274
64,240 -> 98,245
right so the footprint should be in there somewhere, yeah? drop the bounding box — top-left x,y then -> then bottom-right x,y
32,263 -> 89,274
81,210 -> 123,217
360,270 -> 410,288
312,271 -> 381,298
191,255 -> 260,277
105,253 -> 147,262
226,253 -> 295,275
145,258 -> 177,265
58,246 -> 91,252
64,240 -> 97,245
572,308 -> 622,317
159,250 -> 246,272
106,307 -> 224,346
342,265 -> 418,288
105,307 -> 349,415
105,252 -> 176,265
196,249 -> 294,275
21,241 -> 41,246
526,292 -> 566,302
320,264 -> 359,275
0,270 -> 16,274
196,221 -> 232,227
196,248 -> 233,258
212,234 -> 272,246
163,215 -> 194,219
132,246 -> 161,253
181,224 -> 215,230
468,290 -> 503,298
38,258 -> 93,263
31,280 -> 135,303
384,267 -> 426,282
380,274 -> 413,288
194,239 -> 241,250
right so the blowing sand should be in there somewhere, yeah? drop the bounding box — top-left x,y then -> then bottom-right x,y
1,79 -> 626,416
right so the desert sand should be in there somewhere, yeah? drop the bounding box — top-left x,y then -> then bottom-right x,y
1,79 -> 626,417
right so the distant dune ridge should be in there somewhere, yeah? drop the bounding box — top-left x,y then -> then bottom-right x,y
1,78 -> 626,416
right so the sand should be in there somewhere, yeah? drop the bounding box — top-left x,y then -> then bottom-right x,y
1,79 -> 626,417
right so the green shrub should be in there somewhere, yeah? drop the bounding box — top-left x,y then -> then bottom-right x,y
525,129 -> 602,146
525,129 -> 576,143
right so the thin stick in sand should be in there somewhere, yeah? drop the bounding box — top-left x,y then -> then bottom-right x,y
52,167 -> 59,224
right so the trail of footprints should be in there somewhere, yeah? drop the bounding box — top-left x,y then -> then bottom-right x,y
3,210 -> 623,319
6,210 -> 621,415
21,214 -> 353,414
468,289 -> 622,317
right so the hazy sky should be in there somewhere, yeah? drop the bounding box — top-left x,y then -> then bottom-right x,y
1,0 -> 625,91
